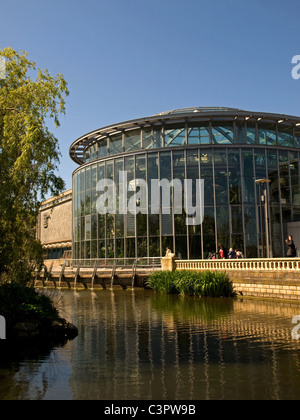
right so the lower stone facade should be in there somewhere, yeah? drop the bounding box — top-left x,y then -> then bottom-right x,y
229,271 -> 300,301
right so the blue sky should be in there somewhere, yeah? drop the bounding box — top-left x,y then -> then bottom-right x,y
1,0 -> 300,191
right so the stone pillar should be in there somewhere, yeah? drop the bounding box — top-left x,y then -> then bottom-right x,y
161,256 -> 176,272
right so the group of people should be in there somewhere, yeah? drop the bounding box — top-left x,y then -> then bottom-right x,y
207,236 -> 298,260
208,244 -> 244,260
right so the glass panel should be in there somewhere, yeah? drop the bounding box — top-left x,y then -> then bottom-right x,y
85,241 -> 91,259
231,234 -> 244,253
85,215 -> 91,240
106,214 -> 115,238
98,240 -> 105,258
214,151 -> 228,205
203,206 -> 216,257
278,126 -> 294,147
149,213 -> 159,236
212,125 -> 234,144
125,129 -> 141,152
188,123 -> 210,145
236,121 -> 246,144
85,189 -> 91,215
246,123 -> 256,144
86,167 -> 91,191
162,213 -> 173,235
175,236 -> 187,259
228,150 -> 241,204
160,152 -> 172,210
126,214 -> 135,237
258,123 -> 277,145
107,239 -> 114,258
91,165 -> 97,213
244,206 -> 257,236
115,158 -> 124,214
98,138 -> 108,158
173,150 -> 185,213
149,237 -> 160,257
245,234 -> 258,258
231,206 -> 243,234
279,151 -> 290,205
116,238 -> 124,258
126,238 -> 136,258
270,206 -> 282,257
91,214 -> 97,240
143,128 -> 162,149
91,240 -> 97,259
137,237 -> 147,257
106,160 -> 114,180
290,159 -> 300,205
115,214 -> 124,237
242,149 -> 254,177
97,162 -> 105,182
98,214 -> 105,239
154,128 -> 162,148
216,206 -> 230,249
255,149 -> 266,179
165,124 -> 186,147
200,149 -> 213,206
147,153 -> 158,208
162,236 -> 174,255
295,127 -> 300,148
109,133 -> 123,155
189,234 -> 201,259
267,150 -> 280,204
174,212 -> 187,235
243,177 -> 255,204
137,213 -> 147,236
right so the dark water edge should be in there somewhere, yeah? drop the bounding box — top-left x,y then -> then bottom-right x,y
1,289 -> 300,400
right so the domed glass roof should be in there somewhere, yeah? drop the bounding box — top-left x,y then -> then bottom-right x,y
155,107 -> 245,116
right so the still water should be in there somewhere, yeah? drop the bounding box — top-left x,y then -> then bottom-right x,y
1,289 -> 300,400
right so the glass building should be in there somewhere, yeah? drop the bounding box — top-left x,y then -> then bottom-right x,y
70,107 -> 300,260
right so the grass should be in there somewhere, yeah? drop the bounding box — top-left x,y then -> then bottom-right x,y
146,270 -> 234,298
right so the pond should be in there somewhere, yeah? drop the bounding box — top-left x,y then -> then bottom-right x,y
0,289 -> 300,400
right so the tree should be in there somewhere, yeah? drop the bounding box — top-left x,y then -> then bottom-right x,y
0,47 -> 69,283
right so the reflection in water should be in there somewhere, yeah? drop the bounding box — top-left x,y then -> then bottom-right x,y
1,289 -> 300,400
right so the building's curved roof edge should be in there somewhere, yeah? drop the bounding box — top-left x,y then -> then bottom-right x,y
69,107 -> 300,165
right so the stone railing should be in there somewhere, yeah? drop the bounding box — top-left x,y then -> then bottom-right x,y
175,258 -> 300,272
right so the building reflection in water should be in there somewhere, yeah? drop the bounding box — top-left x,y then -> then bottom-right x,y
65,290 -> 300,400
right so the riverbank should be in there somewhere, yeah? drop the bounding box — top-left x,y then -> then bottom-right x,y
0,283 -> 78,342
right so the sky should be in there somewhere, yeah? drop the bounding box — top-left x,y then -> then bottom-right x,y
1,0 -> 300,192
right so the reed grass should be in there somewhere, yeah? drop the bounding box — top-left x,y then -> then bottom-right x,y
147,270 -> 234,298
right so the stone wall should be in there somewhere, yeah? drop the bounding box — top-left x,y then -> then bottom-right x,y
37,191 -> 72,246
230,271 -> 300,301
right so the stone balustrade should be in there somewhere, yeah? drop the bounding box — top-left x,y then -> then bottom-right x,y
175,258 -> 300,272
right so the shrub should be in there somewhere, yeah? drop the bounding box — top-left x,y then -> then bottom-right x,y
146,271 -> 178,295
0,282 -> 59,324
147,270 -> 234,298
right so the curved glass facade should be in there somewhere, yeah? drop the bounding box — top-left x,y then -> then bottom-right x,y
71,110 -> 300,260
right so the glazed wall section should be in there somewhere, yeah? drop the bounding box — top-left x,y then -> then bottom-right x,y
72,144 -> 300,260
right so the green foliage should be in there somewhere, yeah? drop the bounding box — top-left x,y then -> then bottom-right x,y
146,270 -> 178,295
0,282 -> 59,323
0,48 -> 69,283
147,270 -> 234,298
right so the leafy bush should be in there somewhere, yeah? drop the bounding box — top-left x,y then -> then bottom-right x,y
147,270 -> 234,298
0,283 -> 59,323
